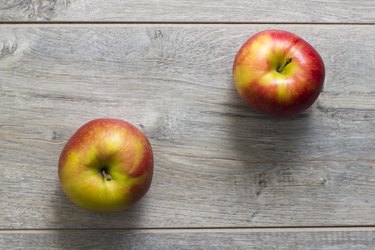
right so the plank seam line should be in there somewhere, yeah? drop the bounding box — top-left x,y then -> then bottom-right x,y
1,226 -> 375,233
0,21 -> 375,26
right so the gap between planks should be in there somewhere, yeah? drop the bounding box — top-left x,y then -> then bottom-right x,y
0,22 -> 375,28
1,227 -> 375,234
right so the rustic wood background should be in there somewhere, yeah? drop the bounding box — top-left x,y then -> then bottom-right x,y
0,1 -> 374,249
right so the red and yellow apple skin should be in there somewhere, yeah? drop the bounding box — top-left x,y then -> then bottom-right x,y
58,118 -> 153,212
233,29 -> 325,116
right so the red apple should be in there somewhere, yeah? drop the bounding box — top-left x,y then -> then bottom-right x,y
233,29 -> 325,116
58,118 -> 153,212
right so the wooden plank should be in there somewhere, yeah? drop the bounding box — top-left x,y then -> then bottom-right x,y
0,1 -> 375,23
0,26 -> 374,229
1,229 -> 375,249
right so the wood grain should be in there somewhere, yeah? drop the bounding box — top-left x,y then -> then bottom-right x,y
0,0 -> 374,23
0,26 -> 374,229
1,229 -> 374,249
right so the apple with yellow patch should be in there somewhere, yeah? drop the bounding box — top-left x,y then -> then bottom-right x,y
58,118 -> 153,212
233,29 -> 325,116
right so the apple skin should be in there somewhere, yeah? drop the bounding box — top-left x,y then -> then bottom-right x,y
233,29 -> 325,116
58,118 -> 153,212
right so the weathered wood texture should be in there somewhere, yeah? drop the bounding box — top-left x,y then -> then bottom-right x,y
0,0 -> 375,23
0,26 -> 374,229
1,229 -> 374,249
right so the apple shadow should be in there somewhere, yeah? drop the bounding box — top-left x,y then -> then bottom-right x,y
221,87 -> 318,210
226,88 -> 314,169
52,182 -> 150,249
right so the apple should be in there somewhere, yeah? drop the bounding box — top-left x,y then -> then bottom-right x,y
233,29 -> 325,116
58,118 -> 153,212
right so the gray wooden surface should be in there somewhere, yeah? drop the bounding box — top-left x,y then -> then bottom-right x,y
1,0 -> 375,248
1,229 -> 374,250
1,26 -> 374,230
0,0 -> 374,23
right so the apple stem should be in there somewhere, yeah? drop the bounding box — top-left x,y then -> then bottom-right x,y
277,58 -> 293,73
102,169 -> 112,181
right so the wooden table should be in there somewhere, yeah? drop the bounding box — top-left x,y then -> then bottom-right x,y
1,1 -> 374,249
